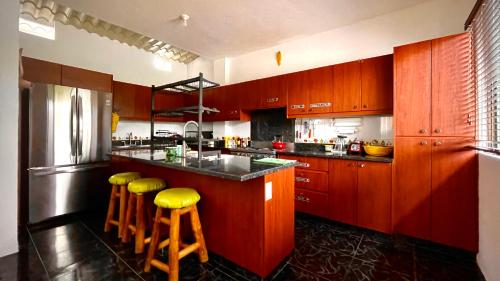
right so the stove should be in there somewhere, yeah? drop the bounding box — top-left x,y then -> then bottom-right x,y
229,147 -> 277,159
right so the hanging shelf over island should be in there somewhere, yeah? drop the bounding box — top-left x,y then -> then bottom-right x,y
150,73 -> 220,157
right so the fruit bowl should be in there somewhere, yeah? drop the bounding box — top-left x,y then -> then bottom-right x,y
363,144 -> 393,157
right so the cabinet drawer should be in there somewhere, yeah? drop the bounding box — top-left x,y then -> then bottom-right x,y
279,155 -> 328,171
295,169 -> 328,193
295,188 -> 329,218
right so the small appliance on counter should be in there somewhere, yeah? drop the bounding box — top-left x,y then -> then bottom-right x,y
272,135 -> 286,150
347,139 -> 363,155
332,135 -> 347,154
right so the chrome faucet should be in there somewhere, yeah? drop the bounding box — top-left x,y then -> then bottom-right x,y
127,132 -> 133,146
182,121 -> 199,158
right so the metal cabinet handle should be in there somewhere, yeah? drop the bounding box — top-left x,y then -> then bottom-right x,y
434,128 -> 442,134
298,162 -> 310,168
434,141 -> 442,146
359,163 -> 366,168
363,104 -> 367,109
291,104 -> 305,109
467,113 -> 472,125
295,177 -> 311,183
295,194 -> 310,203
266,97 -> 279,103
419,129 -> 427,134
353,105 -> 358,109
420,140 -> 428,145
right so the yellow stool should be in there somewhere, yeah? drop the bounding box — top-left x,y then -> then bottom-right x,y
144,188 -> 208,281
122,178 -> 166,254
104,172 -> 141,238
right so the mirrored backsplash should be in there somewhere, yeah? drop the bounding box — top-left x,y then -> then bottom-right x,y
294,116 -> 393,144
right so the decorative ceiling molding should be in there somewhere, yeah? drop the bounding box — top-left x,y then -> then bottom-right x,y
19,0 -> 199,64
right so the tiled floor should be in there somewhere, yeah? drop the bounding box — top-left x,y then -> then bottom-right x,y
0,212 -> 485,281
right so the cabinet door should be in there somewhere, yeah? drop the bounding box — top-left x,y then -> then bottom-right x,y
361,55 -> 393,111
22,56 -> 61,85
113,81 -> 136,119
333,61 -> 361,112
392,137 -> 432,240
357,161 -> 392,233
329,160 -> 357,225
286,71 -> 309,116
307,66 -> 334,114
431,33 -> 474,137
239,80 -> 261,111
394,41 -> 432,136
431,138 -> 478,251
260,76 -> 287,109
201,87 -> 220,121
61,65 -> 112,92
295,188 -> 329,219
134,85 -> 152,120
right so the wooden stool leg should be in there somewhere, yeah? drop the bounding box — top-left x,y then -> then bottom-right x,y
135,194 -> 146,254
169,209 -> 181,281
118,185 -> 128,238
122,193 -> 136,243
144,207 -> 163,272
104,185 -> 118,233
190,205 -> 208,263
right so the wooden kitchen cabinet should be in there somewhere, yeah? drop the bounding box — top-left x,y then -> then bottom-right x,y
62,65 -> 113,92
155,90 -> 185,122
431,33 -> 474,137
259,75 -> 287,109
393,137 -> 432,240
22,56 -> 61,85
295,188 -> 329,219
113,81 -> 138,119
329,160 -> 358,225
286,66 -> 334,116
430,137 -> 478,251
295,169 -> 328,193
357,161 -> 392,233
286,70 -> 309,116
278,155 -> 329,171
394,40 -> 432,137
239,80 -> 261,110
361,55 -> 393,111
333,60 -> 361,113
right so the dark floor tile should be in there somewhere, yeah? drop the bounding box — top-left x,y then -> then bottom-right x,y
345,258 -> 414,281
0,242 -> 49,281
271,263 -> 330,281
290,242 -> 352,280
354,236 -> 415,274
415,253 -> 485,281
207,253 -> 262,281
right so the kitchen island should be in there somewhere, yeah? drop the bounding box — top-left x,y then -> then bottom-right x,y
111,150 -> 296,277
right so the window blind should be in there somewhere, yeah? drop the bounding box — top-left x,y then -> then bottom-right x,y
468,0 -> 500,152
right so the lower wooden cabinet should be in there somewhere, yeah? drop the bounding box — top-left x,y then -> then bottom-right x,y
295,169 -> 328,193
357,161 -> 392,233
329,160 -> 357,225
393,137 -> 478,251
295,188 -> 329,219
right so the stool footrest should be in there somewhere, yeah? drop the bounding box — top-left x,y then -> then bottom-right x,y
150,259 -> 170,273
109,220 -> 119,226
178,242 -> 200,260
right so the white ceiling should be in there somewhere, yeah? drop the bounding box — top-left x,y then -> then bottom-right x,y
55,0 -> 430,59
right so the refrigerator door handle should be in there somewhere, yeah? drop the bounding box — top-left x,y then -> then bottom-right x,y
77,93 -> 83,158
29,162 -> 110,176
70,93 -> 77,158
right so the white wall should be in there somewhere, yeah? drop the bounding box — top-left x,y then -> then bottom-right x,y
20,22 -> 213,87
478,152 -> 500,281
224,0 -> 475,83
0,0 -> 20,257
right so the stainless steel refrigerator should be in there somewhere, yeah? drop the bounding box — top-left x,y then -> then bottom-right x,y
28,83 -> 112,223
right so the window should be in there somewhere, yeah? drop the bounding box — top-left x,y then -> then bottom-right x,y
468,0 -> 500,152
19,17 -> 55,40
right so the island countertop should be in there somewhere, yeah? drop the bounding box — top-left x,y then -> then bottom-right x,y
110,150 -> 297,181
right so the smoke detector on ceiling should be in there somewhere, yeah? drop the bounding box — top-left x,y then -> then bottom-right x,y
180,14 -> 190,27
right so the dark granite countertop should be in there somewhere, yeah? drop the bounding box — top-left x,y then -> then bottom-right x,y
110,150 -> 297,181
276,150 -> 393,163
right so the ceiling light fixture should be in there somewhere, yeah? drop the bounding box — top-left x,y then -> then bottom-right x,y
180,14 -> 190,27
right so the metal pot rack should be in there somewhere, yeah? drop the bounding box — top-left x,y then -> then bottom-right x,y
150,73 -> 220,160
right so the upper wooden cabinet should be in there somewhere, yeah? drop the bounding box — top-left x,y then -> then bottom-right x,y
113,81 -> 145,120
394,33 -> 473,137
394,40 -> 432,136
361,55 -> 393,111
333,61 -> 361,112
62,65 -> 113,92
431,33 -> 474,137
22,56 -> 61,85
239,80 -> 261,111
287,66 -> 334,116
259,75 -> 288,109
